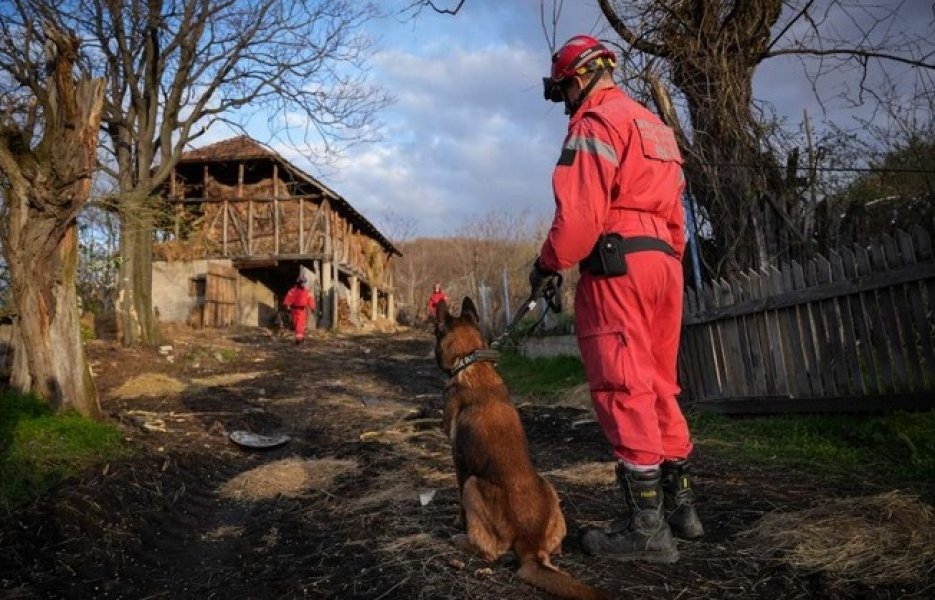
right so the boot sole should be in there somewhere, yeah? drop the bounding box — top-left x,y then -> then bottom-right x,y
670,524 -> 705,541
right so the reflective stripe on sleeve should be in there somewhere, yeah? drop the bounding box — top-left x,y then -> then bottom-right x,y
563,135 -> 618,165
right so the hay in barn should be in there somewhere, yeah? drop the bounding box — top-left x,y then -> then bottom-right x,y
363,238 -> 385,284
744,491 -> 935,586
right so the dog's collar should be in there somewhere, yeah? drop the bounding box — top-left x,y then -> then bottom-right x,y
447,349 -> 500,378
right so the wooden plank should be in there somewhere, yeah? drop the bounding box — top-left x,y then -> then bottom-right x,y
897,231 -> 935,388
171,170 -> 180,239
816,255 -> 848,395
765,266 -> 789,396
829,250 -> 862,395
273,165 -> 280,256
792,260 -> 822,396
914,226 -> 935,388
680,289 -> 703,401
841,247 -> 879,394
741,271 -> 768,396
755,269 -> 777,394
777,263 -> 809,397
730,274 -> 756,398
912,225 -> 933,259
688,290 -> 711,402
871,238 -> 908,392
805,259 -> 835,396
884,234 -> 923,390
700,282 -> 723,398
248,198 -> 254,255
759,268 -> 789,395
223,200 -> 229,256
709,280 -> 731,395
718,278 -> 748,397
857,244 -> 892,392
299,197 -> 305,254
712,279 -> 743,395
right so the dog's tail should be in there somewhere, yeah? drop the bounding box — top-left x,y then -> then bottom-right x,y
516,550 -> 607,600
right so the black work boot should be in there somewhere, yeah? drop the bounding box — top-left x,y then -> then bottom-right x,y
582,465 -> 679,563
661,459 -> 704,540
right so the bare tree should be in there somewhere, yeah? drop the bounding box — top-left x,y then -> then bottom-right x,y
594,0 -> 935,275
0,12 -> 105,416
53,0 -> 389,345
404,0 -> 466,15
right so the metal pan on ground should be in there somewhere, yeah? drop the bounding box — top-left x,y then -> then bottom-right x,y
228,430 -> 291,449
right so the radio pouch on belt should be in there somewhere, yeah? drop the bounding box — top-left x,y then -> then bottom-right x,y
586,233 -> 628,276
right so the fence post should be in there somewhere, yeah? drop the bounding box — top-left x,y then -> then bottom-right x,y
502,267 -> 511,323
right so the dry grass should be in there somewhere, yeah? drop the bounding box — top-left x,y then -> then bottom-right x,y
110,373 -> 187,399
190,372 -> 265,387
544,461 -> 616,488
745,491 -> 935,585
378,532 -> 448,554
218,457 -> 358,502
551,382 -> 593,410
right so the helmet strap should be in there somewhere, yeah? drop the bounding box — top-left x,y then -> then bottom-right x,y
564,68 -> 606,116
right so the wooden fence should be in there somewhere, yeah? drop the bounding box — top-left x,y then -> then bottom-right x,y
679,226 -> 935,413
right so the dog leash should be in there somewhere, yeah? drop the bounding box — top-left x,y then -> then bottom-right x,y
490,273 -> 563,350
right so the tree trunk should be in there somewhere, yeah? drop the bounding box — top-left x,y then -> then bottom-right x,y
0,27 -> 104,417
116,193 -> 157,346
7,225 -> 100,417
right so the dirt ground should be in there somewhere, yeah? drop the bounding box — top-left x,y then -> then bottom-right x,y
1,324 -> 933,599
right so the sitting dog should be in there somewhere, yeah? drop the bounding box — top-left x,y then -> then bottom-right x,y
435,297 -> 606,600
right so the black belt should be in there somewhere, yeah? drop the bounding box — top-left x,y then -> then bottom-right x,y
579,234 -> 676,275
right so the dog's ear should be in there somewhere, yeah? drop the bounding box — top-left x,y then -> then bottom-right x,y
461,297 -> 479,324
434,300 -> 450,334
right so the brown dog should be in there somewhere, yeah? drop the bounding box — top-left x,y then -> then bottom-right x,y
435,297 -> 606,600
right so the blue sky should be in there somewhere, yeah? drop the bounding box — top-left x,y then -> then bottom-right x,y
206,0 -> 934,238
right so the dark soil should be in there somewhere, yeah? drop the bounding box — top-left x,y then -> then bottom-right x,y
1,326 -> 932,599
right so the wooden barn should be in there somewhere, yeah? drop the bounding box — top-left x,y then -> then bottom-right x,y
152,135 -> 400,330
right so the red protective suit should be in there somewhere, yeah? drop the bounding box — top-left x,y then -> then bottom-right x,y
283,284 -> 315,342
426,290 -> 449,319
538,86 -> 692,467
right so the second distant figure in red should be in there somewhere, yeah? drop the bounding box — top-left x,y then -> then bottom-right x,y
283,275 -> 316,344
426,282 -> 449,320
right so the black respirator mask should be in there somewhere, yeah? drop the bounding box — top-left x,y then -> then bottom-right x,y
542,77 -> 564,104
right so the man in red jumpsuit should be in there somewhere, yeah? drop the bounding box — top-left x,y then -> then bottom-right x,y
283,275 -> 315,344
531,35 -> 703,563
426,282 -> 449,320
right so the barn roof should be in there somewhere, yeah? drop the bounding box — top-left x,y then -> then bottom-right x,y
178,135 -> 400,256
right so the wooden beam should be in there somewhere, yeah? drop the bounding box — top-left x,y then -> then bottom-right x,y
273,164 -> 280,255
299,197 -> 305,254
171,169 -> 180,239
232,257 -> 279,269
223,199 -> 229,256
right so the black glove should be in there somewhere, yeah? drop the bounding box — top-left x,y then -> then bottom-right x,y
528,258 -> 556,295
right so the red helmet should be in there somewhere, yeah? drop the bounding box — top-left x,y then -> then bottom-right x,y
550,35 -> 616,83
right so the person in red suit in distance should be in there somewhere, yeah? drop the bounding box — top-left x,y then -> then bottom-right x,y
426,282 -> 449,320
531,34 -> 704,564
283,275 -> 315,344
